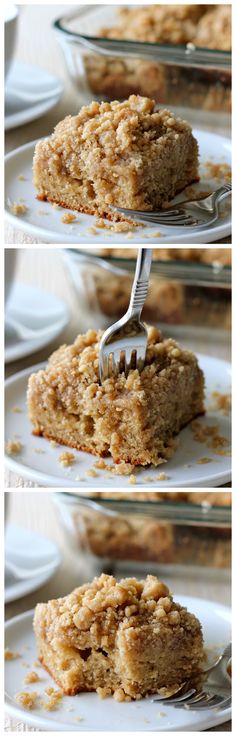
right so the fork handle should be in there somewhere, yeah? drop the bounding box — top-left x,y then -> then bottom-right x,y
211,184 -> 232,206
128,248 -> 152,317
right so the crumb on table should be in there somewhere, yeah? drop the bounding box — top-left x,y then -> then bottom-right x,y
5,439 -> 23,455
17,174 -> 27,181
11,406 -> 22,414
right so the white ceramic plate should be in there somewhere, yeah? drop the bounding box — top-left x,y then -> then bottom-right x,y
5,354 -> 231,488
5,596 -> 231,731
5,282 -> 70,363
5,525 -> 61,604
5,130 -> 231,244
5,62 -> 64,131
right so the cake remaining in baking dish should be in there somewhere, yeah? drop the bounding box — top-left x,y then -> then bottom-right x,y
33,95 -> 199,218
85,5 -> 231,112
33,573 -> 204,700
27,326 -> 205,467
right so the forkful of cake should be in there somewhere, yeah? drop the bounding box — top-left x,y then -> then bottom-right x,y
99,248 -> 152,382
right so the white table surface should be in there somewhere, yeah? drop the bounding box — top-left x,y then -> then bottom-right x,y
5,4 -> 231,245
5,491 -> 231,731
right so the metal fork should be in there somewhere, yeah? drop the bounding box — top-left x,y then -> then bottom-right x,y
111,184 -> 231,228
149,642 -> 231,711
99,248 -> 152,383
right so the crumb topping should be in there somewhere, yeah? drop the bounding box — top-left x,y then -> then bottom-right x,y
34,573 -> 200,641
30,326 -> 200,411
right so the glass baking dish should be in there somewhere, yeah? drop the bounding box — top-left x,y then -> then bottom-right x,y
53,492 -> 231,578
53,5 -> 231,130
61,248 -> 231,340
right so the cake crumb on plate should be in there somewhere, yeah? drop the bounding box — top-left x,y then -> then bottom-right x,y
86,468 -> 98,478
15,691 -> 38,710
10,201 -> 28,215
5,439 -> 23,455
23,671 -> 40,685
59,451 -> 75,467
61,212 -> 77,224
5,648 -> 20,660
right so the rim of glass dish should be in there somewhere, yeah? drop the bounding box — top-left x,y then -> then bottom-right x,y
53,10 -> 231,71
54,492 -> 231,527
63,249 -> 231,288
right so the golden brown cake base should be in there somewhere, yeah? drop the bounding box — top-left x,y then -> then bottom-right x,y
33,95 -> 199,219
27,326 -> 205,467
33,574 -> 204,699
